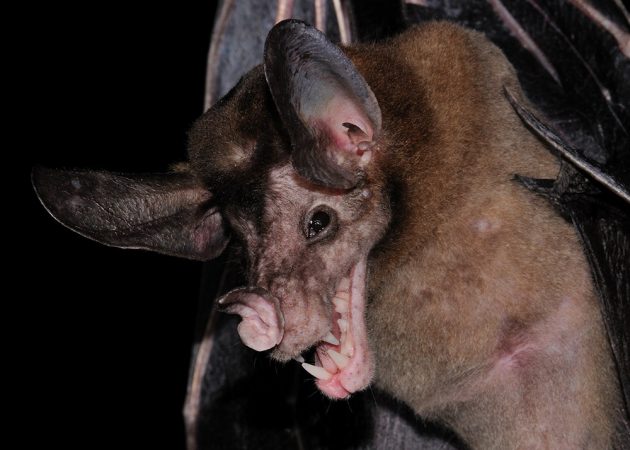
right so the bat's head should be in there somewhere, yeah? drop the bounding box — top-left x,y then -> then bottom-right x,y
32,20 -> 390,399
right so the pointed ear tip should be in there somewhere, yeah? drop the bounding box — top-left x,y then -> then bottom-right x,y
31,165 -> 44,182
265,20 -> 297,54
31,166 -> 66,196
31,167 -> 80,219
265,19 -> 320,50
31,166 -> 50,194
270,18 -> 309,33
31,166 -> 60,214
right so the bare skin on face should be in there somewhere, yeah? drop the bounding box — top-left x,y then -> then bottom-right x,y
221,165 -> 389,397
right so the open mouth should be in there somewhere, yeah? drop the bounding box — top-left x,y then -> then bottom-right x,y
218,258 -> 374,400
299,259 -> 374,399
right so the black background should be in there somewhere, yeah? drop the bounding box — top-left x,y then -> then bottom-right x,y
23,2 -> 218,448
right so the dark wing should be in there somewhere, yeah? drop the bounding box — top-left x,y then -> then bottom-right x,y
406,0 -> 630,445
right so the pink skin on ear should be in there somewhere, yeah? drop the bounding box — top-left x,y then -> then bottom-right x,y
310,93 -> 376,161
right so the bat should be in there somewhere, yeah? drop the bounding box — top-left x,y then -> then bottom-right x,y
32,9 -> 629,450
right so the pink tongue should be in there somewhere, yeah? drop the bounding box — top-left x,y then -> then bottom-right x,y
217,288 -> 284,351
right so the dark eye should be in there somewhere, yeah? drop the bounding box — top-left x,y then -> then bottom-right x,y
304,206 -> 337,241
308,211 -> 330,238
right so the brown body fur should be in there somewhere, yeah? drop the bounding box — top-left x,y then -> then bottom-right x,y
348,23 -> 620,448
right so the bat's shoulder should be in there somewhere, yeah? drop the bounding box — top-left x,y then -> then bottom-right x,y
376,21 -> 503,65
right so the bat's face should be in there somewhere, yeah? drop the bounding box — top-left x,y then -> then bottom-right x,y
215,161 -> 389,398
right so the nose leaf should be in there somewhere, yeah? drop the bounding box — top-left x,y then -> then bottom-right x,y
217,288 -> 285,351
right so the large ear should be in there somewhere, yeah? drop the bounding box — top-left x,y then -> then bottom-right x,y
32,167 -> 229,261
264,20 -> 382,189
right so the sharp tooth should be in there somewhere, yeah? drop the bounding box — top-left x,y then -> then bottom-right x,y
302,363 -> 332,381
337,277 -> 350,291
322,331 -> 340,346
341,337 -> 354,357
294,355 -> 305,363
333,298 -> 349,313
327,349 -> 349,369
334,291 -> 350,301
337,318 -> 348,332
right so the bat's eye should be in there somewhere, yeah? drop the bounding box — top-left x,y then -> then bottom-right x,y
305,206 -> 337,241
308,211 -> 330,237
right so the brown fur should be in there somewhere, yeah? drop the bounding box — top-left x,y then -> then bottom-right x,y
349,23 -> 621,448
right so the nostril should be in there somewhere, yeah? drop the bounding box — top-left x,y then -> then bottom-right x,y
217,286 -> 285,351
